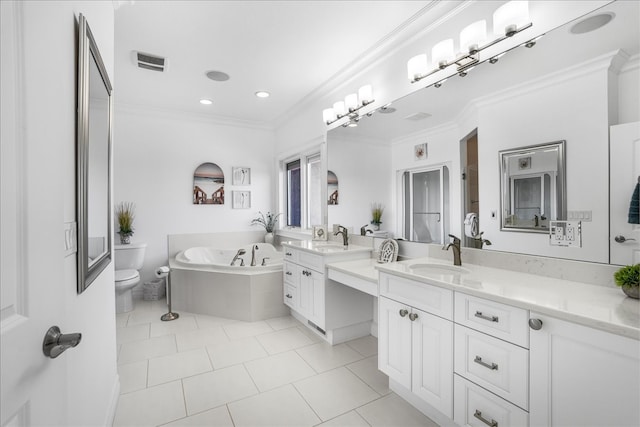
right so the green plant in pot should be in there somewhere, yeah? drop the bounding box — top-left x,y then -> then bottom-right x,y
116,202 -> 135,244
614,264 -> 639,299
251,211 -> 281,245
371,202 -> 384,231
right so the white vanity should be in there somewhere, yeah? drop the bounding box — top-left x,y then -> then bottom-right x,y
281,240 -> 374,344
375,259 -> 640,427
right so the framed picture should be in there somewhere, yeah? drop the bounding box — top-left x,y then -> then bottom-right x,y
232,167 -> 251,185
232,191 -> 251,209
414,143 -> 427,161
193,162 -> 224,205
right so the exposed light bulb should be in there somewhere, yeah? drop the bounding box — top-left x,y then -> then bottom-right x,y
460,20 -> 487,54
407,54 -> 428,81
199,99 -> 213,105
494,0 -> 530,37
432,39 -> 455,69
358,85 -> 373,105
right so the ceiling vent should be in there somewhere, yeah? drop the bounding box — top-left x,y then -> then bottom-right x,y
404,112 -> 431,121
133,51 -> 167,72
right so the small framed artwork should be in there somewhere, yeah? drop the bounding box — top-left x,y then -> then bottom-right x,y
232,167 -> 251,185
518,156 -> 531,170
414,143 -> 427,161
232,191 -> 251,209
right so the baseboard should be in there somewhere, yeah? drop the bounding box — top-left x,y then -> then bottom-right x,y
104,374 -> 121,426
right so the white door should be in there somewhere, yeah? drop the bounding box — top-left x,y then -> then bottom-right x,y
610,121 -> 640,265
1,2 -> 70,424
378,297 -> 412,389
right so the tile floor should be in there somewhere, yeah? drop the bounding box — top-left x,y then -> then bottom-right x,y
114,298 -> 439,427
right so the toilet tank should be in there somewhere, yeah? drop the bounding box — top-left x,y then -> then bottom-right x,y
114,243 -> 147,270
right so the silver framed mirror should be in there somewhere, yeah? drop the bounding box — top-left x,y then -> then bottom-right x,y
77,14 -> 113,293
499,140 -> 566,233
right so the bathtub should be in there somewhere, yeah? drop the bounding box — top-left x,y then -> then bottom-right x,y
169,243 -> 288,321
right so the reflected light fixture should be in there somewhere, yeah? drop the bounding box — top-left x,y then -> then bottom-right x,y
255,91 -> 270,98
322,84 -> 375,126
407,0 -> 533,85
199,98 -> 213,105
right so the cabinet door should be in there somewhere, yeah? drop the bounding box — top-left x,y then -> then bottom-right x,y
299,268 -> 325,328
378,297 -> 412,389
412,308 -> 454,417
529,312 -> 640,427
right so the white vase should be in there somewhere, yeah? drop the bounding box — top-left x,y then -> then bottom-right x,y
264,232 -> 275,245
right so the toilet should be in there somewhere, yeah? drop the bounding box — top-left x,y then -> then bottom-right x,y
114,242 -> 147,313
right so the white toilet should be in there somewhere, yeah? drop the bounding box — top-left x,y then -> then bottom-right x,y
114,242 -> 147,313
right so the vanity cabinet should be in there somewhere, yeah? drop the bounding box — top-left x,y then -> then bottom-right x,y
378,273 -> 454,417
529,312 -> 640,427
282,243 -> 373,343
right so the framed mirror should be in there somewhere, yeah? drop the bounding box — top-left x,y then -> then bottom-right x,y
499,141 -> 566,233
77,14 -> 113,293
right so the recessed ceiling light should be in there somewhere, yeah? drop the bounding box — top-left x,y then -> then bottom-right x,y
255,91 -> 270,98
205,70 -> 230,82
199,99 -> 213,105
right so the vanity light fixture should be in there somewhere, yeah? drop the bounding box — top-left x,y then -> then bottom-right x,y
407,0 -> 534,85
322,84 -> 375,126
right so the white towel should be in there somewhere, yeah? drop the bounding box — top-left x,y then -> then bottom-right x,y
464,213 -> 479,238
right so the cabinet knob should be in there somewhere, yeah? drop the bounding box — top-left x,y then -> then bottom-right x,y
285,271 -> 292,276
409,313 -> 419,321
286,252 -> 292,256
399,309 -> 409,317
285,294 -> 292,299
528,318 -> 543,330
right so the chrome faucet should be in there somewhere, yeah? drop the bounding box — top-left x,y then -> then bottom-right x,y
360,224 -> 373,236
474,231 -> 492,249
444,234 -> 462,266
251,245 -> 259,266
334,225 -> 349,246
230,249 -> 246,266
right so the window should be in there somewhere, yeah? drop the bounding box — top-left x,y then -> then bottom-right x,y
282,151 -> 322,229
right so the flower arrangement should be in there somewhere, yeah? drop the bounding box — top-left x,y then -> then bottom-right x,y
251,211 -> 281,233
116,202 -> 135,244
371,203 -> 384,225
614,264 -> 639,299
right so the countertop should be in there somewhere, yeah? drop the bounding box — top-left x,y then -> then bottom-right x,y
282,240 -> 372,256
326,256 -> 639,340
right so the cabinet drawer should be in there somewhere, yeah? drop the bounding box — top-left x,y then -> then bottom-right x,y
284,283 -> 298,309
454,374 -> 528,427
455,293 -> 529,348
454,324 -> 529,410
283,248 -> 298,263
298,250 -> 324,271
380,273 -> 453,320
283,262 -> 297,284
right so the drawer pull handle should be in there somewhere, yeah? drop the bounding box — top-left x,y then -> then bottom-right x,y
302,270 -> 311,277
285,271 -> 292,276
409,312 -> 419,321
474,410 -> 498,427
399,309 -> 409,317
285,294 -> 292,299
286,252 -> 292,256
475,311 -> 499,322
474,356 -> 498,370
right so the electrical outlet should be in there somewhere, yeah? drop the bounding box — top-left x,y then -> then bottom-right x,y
549,220 -> 582,247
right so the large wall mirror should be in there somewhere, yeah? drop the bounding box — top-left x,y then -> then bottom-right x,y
77,14 -> 113,293
326,0 -> 639,265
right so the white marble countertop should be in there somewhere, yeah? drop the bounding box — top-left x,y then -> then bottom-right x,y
282,240 -> 372,256
326,258 -> 381,283
374,257 -> 639,340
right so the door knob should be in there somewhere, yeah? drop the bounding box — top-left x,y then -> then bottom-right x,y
615,235 -> 636,243
43,326 -> 82,359
528,318 -> 543,330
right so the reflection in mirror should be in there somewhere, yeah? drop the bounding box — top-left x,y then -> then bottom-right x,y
327,1 -> 639,264
500,141 -> 565,232
77,14 -> 113,293
328,171 -> 338,205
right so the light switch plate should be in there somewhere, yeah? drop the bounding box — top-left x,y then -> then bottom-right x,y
549,220 -> 582,247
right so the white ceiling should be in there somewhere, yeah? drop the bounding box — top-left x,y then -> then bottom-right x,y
114,1 -> 432,126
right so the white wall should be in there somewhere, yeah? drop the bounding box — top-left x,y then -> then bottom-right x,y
113,108 -> 276,290
17,1 -> 120,425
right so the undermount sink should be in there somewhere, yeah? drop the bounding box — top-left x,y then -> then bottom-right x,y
408,263 -> 471,276
311,243 -> 347,252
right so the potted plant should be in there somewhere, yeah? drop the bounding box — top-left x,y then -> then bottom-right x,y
371,202 -> 384,231
614,264 -> 639,299
251,211 -> 281,244
116,202 -> 135,244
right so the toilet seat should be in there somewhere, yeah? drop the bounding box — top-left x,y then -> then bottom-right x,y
115,269 -> 140,287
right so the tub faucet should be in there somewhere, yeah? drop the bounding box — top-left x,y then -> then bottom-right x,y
251,245 -> 259,266
230,249 -> 246,266
444,234 -> 462,266
334,225 -> 349,246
